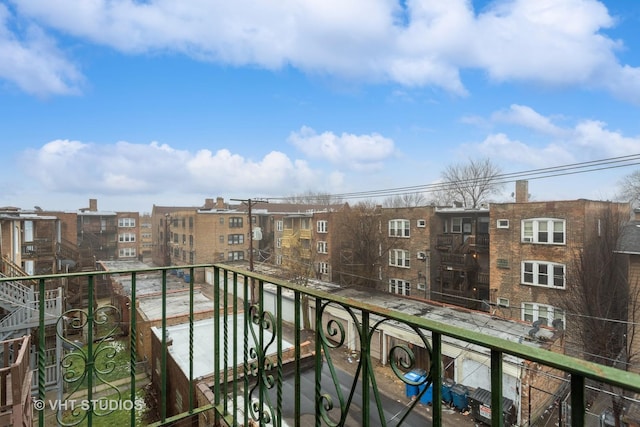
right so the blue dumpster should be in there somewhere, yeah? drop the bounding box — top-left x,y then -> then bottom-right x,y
419,383 -> 433,405
403,369 -> 426,398
441,378 -> 455,404
184,273 -> 191,283
451,384 -> 469,411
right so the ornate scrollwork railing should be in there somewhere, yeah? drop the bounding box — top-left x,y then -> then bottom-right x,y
55,305 -> 122,426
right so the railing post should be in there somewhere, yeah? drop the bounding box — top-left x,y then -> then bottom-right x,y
130,271 -> 137,427
160,269 -> 167,423
361,311 -> 370,427
314,296 -> 322,427
37,278 -> 45,427
491,349 -> 504,427
432,332 -> 443,425
294,290 -> 301,427
571,374 -> 585,427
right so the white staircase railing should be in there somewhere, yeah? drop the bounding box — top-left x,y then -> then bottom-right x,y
0,276 -> 32,311
0,285 -> 62,340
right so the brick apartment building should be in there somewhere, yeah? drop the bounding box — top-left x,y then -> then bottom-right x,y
489,181 -> 630,331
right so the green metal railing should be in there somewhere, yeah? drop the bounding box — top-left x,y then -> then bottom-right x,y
1,263 -> 639,426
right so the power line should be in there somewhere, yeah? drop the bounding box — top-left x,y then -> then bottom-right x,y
263,153 -> 640,201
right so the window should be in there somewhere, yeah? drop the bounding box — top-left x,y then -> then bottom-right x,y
522,219 -> 565,244
389,279 -> 411,296
316,220 -> 328,233
118,233 -> 136,242
497,219 -> 509,229
318,262 -> 329,274
389,249 -> 410,268
276,255 -> 282,265
451,217 -> 462,233
228,251 -> 244,261
118,218 -> 135,227
521,261 -> 565,288
497,297 -> 510,308
317,241 -> 328,253
219,235 -> 224,243
301,218 -> 310,229
276,238 -> 281,248
228,234 -> 244,245
219,217 -> 224,224
417,219 -> 426,228
229,217 -> 243,228
118,247 -> 136,257
521,302 -> 565,326
389,219 -> 410,237
478,217 -> 490,234
276,220 -> 283,232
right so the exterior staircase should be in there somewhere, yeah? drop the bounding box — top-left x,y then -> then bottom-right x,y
0,273 -> 62,341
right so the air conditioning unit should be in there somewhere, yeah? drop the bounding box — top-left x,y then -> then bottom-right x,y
417,251 -> 427,260
522,237 -> 533,242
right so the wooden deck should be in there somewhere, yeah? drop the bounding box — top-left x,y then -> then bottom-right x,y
0,336 -> 33,427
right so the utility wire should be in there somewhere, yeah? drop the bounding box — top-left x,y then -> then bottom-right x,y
264,153 -> 640,201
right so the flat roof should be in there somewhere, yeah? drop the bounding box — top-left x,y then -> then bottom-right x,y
152,315 -> 293,379
138,290 -> 213,320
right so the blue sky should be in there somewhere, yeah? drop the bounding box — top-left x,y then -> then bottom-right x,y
1,0 -> 640,213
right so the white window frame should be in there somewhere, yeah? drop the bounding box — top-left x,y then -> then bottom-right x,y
276,238 -> 282,248
521,261 -> 566,288
521,218 -> 566,244
118,233 -> 136,242
389,279 -> 411,296
118,247 -> 136,258
451,217 -> 463,233
417,219 -> 426,228
389,249 -> 410,268
318,262 -> 329,275
276,220 -> 283,232
389,219 -> 410,238
228,234 -> 244,245
497,219 -> 509,229
118,218 -> 136,227
316,220 -> 328,233
521,302 -> 565,326
497,297 -> 510,308
317,241 -> 328,253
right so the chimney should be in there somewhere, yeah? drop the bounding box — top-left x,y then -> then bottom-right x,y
216,197 -> 225,209
89,199 -> 98,211
515,180 -> 528,203
203,198 -> 214,209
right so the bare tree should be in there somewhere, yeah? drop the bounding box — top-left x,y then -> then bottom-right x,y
559,208 -> 639,426
440,157 -> 504,208
282,234 -> 316,330
283,191 -> 343,206
383,193 -> 427,208
618,170 -> 640,206
332,201 -> 406,290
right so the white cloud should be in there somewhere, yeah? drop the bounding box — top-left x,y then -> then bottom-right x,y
491,104 -> 566,136
288,126 -> 396,171
468,105 -> 640,168
476,133 -> 574,167
573,120 -> 640,156
22,139 -> 321,196
0,4 -> 82,96
5,0 -> 640,101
